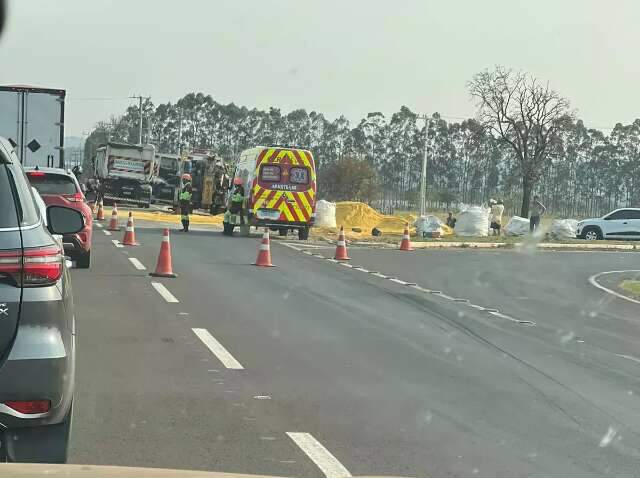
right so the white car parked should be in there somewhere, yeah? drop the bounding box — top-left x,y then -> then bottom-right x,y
576,208 -> 640,240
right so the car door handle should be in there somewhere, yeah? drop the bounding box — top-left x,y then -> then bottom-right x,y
623,222 -> 628,224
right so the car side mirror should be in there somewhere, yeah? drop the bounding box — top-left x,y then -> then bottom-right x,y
47,206 -> 85,235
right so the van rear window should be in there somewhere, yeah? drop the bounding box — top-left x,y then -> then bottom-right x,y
261,165 -> 281,182
290,167 -> 309,184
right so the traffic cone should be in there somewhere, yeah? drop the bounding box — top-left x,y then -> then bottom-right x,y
334,226 -> 350,260
399,223 -> 414,251
150,229 -> 177,278
107,204 -> 120,231
121,212 -> 139,246
254,229 -> 275,267
96,201 -> 105,221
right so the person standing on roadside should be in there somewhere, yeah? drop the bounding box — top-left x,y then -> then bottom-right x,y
179,175 -> 193,232
490,199 -> 505,236
530,196 -> 546,232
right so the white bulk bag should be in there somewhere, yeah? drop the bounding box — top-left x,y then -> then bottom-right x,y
504,216 -> 530,236
315,200 -> 337,228
415,215 -> 444,237
455,206 -> 490,237
550,219 -> 578,239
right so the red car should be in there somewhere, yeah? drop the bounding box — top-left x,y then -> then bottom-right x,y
25,166 -> 93,268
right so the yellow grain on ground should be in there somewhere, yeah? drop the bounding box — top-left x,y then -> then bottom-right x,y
103,207 -> 225,226
311,201 -> 416,240
620,280 -> 640,297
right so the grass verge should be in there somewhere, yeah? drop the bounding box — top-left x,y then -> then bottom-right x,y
620,280 -> 640,297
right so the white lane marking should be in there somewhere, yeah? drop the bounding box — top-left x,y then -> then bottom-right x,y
111,239 -> 123,248
340,263 -> 353,268
588,270 -> 640,305
303,250 -> 314,255
326,258 -> 339,263
286,432 -> 352,478
280,242 -> 303,251
192,328 -> 244,369
615,353 -> 640,365
151,282 -> 179,303
103,230 -> 112,236
128,257 -> 146,270
313,254 -> 325,259
95,223 -> 103,228
371,272 -> 388,279
389,278 -> 408,285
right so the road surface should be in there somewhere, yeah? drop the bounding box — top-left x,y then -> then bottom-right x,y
68,222 -> 640,477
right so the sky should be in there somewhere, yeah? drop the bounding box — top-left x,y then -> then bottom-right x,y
0,0 -> 638,137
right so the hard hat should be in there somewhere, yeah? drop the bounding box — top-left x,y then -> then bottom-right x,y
233,177 -> 243,185
181,173 -> 192,182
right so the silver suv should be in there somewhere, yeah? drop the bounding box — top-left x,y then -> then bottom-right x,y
0,137 -> 84,462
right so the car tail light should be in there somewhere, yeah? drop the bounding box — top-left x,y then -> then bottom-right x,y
65,191 -> 85,202
0,246 -> 63,287
3,400 -> 51,414
26,171 -> 45,178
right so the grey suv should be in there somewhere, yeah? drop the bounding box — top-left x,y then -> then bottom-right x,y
0,137 -> 84,462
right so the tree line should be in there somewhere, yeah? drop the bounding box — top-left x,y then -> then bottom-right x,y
84,67 -> 640,218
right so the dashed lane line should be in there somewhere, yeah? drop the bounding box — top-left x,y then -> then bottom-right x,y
151,282 -> 179,303
192,328 -> 244,370
128,257 -> 146,270
103,230 -> 112,236
293,247 -> 536,326
286,432 -> 352,478
111,239 -> 124,248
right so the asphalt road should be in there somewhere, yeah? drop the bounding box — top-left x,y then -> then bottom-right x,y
67,221 -> 640,478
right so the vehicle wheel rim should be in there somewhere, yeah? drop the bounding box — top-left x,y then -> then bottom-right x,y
585,231 -> 598,240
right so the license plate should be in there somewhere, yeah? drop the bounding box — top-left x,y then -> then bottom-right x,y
257,209 -> 280,220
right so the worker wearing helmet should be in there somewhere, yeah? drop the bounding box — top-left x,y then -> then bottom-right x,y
223,178 -> 245,235
179,178 -> 193,232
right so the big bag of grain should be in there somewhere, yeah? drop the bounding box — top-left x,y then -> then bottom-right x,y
455,205 -> 490,237
315,200 -> 337,228
504,216 -> 530,236
550,219 -> 578,239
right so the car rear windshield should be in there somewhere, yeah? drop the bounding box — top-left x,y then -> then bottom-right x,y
28,173 -> 77,195
261,165 -> 281,182
289,167 -> 309,184
0,165 -> 19,228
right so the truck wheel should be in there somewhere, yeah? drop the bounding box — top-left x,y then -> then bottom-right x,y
278,228 -> 288,237
4,402 -> 73,463
298,227 -> 310,241
223,223 -> 233,236
76,250 -> 91,269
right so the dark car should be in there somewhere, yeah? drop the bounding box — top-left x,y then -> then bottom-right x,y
0,137 -> 84,463
24,167 -> 93,268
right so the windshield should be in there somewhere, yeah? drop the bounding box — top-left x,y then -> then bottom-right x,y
28,173 -> 77,195
2,1 -> 640,477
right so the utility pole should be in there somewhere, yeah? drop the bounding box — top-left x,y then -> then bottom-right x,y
177,107 -> 183,155
130,95 -> 149,145
419,115 -> 430,217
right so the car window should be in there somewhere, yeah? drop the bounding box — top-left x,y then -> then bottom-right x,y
0,164 -> 19,228
289,167 -> 309,185
28,173 -> 77,195
8,165 -> 39,226
606,210 -> 637,220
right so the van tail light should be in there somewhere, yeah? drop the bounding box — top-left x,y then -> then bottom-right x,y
0,246 -> 63,287
26,171 -> 45,178
3,400 -> 51,414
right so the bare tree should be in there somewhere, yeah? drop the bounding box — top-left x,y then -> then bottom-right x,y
468,66 -> 573,217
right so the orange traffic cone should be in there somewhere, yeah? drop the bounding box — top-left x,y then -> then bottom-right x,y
254,229 -> 275,267
121,212 -> 139,246
399,222 -> 414,251
96,201 -> 105,221
150,229 -> 177,278
107,204 -> 120,231
334,226 -> 350,260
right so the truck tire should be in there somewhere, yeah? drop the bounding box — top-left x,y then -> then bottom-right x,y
298,227 -> 310,241
278,228 -> 288,237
